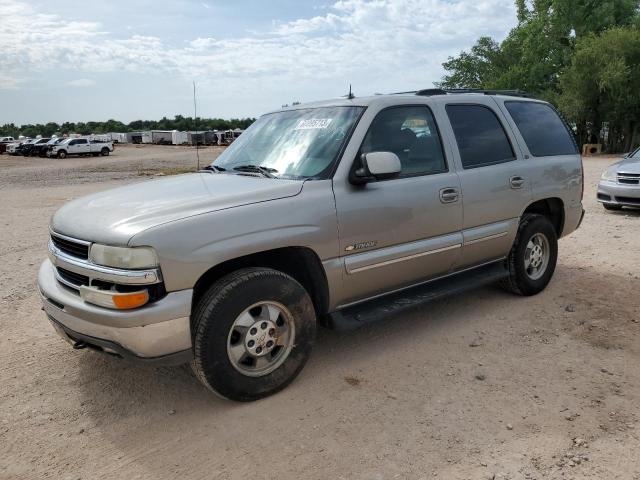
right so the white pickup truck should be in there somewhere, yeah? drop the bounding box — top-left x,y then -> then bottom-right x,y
47,137 -> 114,159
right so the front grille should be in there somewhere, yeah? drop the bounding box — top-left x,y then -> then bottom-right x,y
615,196 -> 640,206
51,234 -> 89,259
57,267 -> 89,287
618,173 -> 640,185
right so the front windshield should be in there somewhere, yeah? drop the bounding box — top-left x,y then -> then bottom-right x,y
213,106 -> 363,179
629,147 -> 640,159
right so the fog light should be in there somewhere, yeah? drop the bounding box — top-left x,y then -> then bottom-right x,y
80,286 -> 149,310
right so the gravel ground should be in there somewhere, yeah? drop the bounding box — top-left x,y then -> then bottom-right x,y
0,146 -> 639,480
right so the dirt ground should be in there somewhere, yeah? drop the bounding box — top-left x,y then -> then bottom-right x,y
0,145 -> 638,480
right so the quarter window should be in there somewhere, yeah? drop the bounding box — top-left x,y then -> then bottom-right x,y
360,106 -> 447,177
505,101 -> 578,157
446,104 -> 515,169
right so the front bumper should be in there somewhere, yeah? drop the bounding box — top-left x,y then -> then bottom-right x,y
38,259 -> 193,364
597,180 -> 640,207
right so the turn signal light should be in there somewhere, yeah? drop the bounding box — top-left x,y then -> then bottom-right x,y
80,286 -> 149,310
112,291 -> 150,310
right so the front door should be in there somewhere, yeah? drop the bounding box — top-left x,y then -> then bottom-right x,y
333,105 -> 463,306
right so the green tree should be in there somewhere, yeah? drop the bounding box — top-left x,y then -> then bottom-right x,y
440,0 -> 639,97
559,26 -> 640,151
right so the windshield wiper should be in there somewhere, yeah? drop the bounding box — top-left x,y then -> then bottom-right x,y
232,165 -> 278,178
200,165 -> 226,173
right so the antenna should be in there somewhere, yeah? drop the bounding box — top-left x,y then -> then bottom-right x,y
193,81 -> 200,171
348,84 -> 354,99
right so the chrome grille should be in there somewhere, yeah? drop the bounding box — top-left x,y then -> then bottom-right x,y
618,173 -> 640,185
50,233 -> 89,259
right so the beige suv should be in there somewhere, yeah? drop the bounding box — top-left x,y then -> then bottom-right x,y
39,89 -> 584,401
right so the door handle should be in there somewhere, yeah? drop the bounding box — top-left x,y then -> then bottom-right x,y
510,176 -> 525,189
439,187 -> 460,203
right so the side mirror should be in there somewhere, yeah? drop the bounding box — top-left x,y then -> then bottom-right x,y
351,151 -> 401,185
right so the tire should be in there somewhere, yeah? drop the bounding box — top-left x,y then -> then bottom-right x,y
501,214 -> 558,296
191,268 -> 316,401
603,203 -> 622,211
100,148 -> 109,156
56,150 -> 66,159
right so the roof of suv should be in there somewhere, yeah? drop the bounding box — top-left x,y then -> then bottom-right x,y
274,89 -> 544,113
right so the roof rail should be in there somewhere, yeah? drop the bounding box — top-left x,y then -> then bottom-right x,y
414,88 -> 533,98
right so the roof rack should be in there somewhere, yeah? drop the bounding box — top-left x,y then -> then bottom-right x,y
389,88 -> 533,98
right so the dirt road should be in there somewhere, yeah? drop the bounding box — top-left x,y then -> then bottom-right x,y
1,147 -> 638,479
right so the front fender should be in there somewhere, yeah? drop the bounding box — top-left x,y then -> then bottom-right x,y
128,180 -> 339,292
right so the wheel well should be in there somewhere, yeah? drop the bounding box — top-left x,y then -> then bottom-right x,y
191,247 -> 330,317
522,198 -> 564,236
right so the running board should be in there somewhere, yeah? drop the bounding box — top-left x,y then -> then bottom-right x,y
327,261 -> 508,331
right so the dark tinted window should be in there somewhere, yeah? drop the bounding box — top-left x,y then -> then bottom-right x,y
361,106 -> 447,177
446,105 -> 515,169
505,101 -> 577,156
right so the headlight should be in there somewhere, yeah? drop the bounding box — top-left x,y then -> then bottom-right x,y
601,167 -> 617,182
89,244 -> 158,269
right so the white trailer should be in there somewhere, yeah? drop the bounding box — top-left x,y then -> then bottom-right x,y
171,130 -> 188,145
108,132 -> 128,143
141,132 -> 153,144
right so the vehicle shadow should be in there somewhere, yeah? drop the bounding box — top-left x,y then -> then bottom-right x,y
72,262 -> 638,476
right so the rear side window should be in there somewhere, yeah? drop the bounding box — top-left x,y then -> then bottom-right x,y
446,104 -> 515,169
505,101 -> 578,156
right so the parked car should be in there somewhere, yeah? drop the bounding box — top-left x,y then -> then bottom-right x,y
7,138 -> 33,155
21,137 -> 51,156
597,146 -> 640,210
46,137 -> 113,158
0,136 -> 15,154
39,89 -> 584,401
30,137 -> 64,157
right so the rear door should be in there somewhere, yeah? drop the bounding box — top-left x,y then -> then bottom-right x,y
436,97 -> 533,267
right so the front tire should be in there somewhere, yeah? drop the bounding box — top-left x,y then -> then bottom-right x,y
191,268 -> 316,401
100,148 -> 109,156
501,214 -> 558,296
56,150 -> 66,159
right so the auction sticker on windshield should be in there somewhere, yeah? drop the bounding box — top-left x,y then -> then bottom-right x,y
294,119 -> 333,130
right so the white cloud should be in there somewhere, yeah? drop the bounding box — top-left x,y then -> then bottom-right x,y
67,79 -> 96,87
0,0 -> 516,108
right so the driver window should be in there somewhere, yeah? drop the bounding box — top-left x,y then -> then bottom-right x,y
68,140 -> 77,145
361,106 -> 447,177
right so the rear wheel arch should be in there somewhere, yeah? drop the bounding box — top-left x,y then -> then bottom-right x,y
191,246 -> 330,324
521,198 -> 564,237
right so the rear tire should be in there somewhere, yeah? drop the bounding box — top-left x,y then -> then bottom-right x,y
603,203 -> 622,211
501,214 -> 558,296
191,268 -> 316,401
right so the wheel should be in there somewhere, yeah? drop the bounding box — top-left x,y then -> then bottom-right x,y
603,203 -> 622,211
191,268 -> 316,401
501,214 -> 558,296
100,148 -> 109,156
56,150 -> 66,159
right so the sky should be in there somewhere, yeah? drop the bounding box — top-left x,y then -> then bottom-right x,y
0,0 -> 517,125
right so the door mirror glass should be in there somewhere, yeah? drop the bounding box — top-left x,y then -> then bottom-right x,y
353,151 -> 401,183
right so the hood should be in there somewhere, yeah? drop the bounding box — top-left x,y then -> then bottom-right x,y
51,173 -> 304,245
617,157 -> 640,174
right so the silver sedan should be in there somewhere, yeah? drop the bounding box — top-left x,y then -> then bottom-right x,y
597,147 -> 640,210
